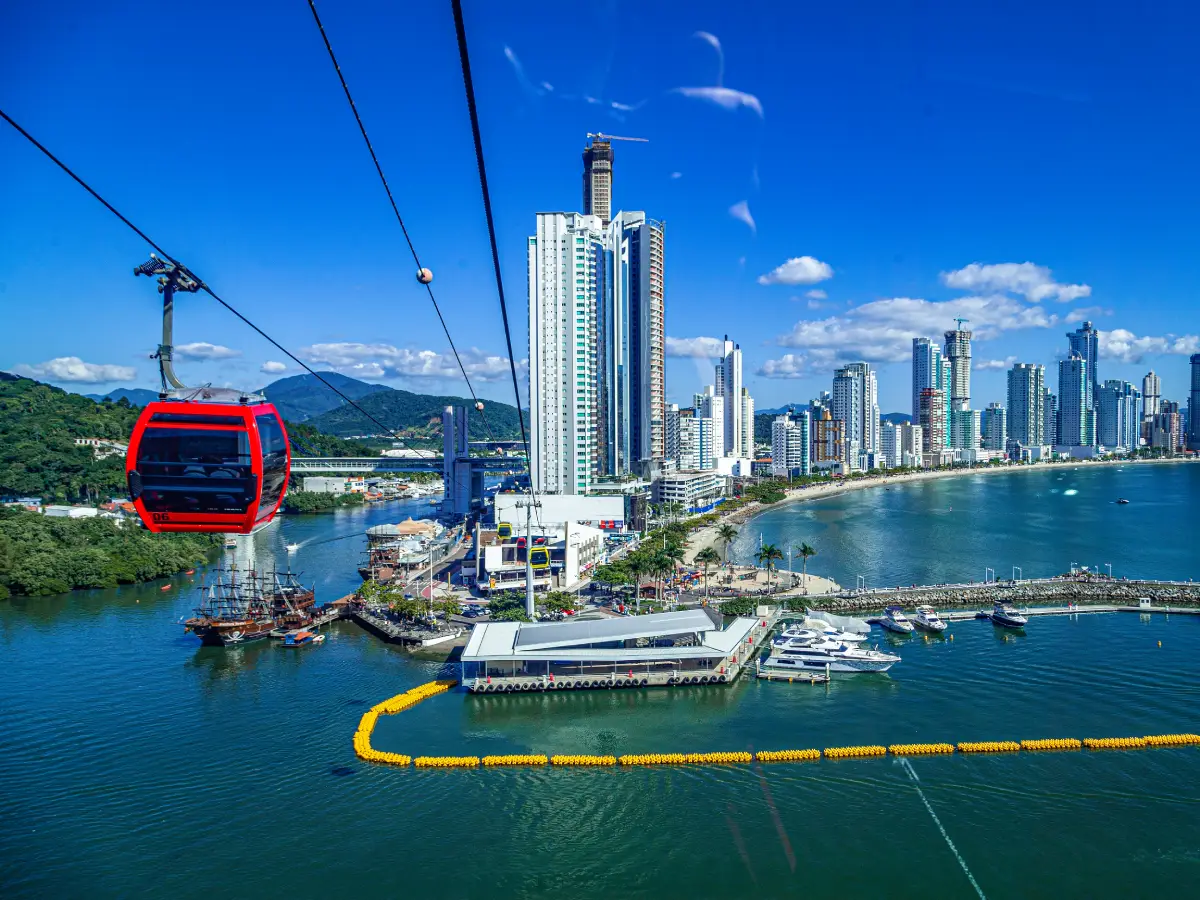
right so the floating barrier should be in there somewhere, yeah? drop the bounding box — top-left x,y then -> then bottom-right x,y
482,754 -> 549,767
888,743 -> 955,756
1083,736 -> 1147,750
550,754 -> 617,766
1143,734 -> 1200,747
755,748 -> 821,762
957,741 -> 1021,753
414,755 -> 480,768
1020,738 -> 1083,751
353,679 -> 458,765
619,753 -> 687,766
824,745 -> 887,759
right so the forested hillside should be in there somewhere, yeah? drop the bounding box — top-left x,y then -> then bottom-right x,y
305,385 -> 523,444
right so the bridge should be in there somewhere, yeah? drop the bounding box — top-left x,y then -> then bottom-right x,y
290,456 -> 518,474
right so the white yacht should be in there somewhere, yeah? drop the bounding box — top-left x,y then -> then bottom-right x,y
765,634 -> 901,674
880,606 -> 915,633
912,605 -> 947,633
991,601 -> 1028,628
776,622 -> 867,645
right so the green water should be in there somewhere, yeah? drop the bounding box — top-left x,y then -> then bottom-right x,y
3,474 -> 1200,899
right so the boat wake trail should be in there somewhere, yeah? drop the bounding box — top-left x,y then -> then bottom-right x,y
898,758 -> 986,899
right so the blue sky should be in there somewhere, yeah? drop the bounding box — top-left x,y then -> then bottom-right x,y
3,0 -> 1198,414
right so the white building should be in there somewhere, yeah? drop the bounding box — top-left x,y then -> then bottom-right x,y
43,505 -> 99,518
740,388 -> 755,457
1006,363 -> 1045,447
770,410 -> 810,477
1058,354 -> 1095,447
943,325 -> 972,411
880,421 -> 924,469
693,387 -> 725,459
674,408 -> 715,471
653,470 -> 724,511
1097,379 -> 1141,451
832,362 -> 879,461
494,493 -> 627,533
714,336 -> 743,460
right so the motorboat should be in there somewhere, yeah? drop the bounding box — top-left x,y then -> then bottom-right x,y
776,623 -> 868,645
880,606 -> 914,633
1116,498 -> 1130,505
286,543 -> 300,553
912,605 -> 947,633
280,630 -> 325,647
764,634 -> 901,674
991,602 -> 1027,628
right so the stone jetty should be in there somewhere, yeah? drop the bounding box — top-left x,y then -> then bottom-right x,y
809,576 -> 1200,613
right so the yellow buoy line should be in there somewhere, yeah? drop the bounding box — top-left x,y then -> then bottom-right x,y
353,686 -> 1200,769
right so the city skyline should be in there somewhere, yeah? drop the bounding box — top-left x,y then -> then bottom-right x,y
3,1 -> 1199,415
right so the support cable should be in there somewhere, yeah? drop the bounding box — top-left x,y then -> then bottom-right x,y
305,0 -> 497,444
0,106 -> 436,460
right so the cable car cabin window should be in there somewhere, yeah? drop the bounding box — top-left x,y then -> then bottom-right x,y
136,427 -> 255,513
255,413 -> 288,514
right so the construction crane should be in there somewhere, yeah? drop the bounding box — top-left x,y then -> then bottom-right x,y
953,317 -> 970,330
586,132 -> 649,143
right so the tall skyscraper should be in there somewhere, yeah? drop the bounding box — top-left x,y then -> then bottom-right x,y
582,139 -> 613,226
771,410 -> 810,477
912,338 -> 942,421
814,410 -> 845,466
1043,389 -> 1058,446
1142,370 -> 1160,422
1067,321 -> 1100,412
529,209 -> 665,493
714,336 -> 752,458
673,407 -> 715,471
1057,354 -> 1095,447
740,388 -> 755,458
1006,363 -> 1045,446
950,409 -> 981,451
1189,355 -> 1200,449
1097,380 -> 1142,450
528,212 -> 604,494
982,403 -> 1007,451
918,388 -> 946,453
694,387 -> 725,459
832,362 -> 879,459
943,324 -> 972,412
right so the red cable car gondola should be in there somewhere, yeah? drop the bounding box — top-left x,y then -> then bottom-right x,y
126,398 -> 290,534
124,255 -> 291,534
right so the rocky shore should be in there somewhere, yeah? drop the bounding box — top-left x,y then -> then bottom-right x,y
808,577 -> 1200,613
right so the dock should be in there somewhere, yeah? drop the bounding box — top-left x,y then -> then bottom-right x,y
865,601 -> 1200,626
755,663 -> 829,684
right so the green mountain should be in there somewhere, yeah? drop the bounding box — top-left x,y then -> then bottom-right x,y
304,385 -> 524,444
260,371 -> 390,422
85,388 -> 161,406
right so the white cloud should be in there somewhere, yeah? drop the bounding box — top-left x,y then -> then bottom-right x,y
975,356 -> 1019,371
260,361 -> 287,374
12,356 -> 136,384
777,294 -> 1059,368
758,256 -> 833,286
669,171 -> 683,179
1065,306 -> 1113,324
1099,329 -> 1200,364
671,86 -> 764,118
665,336 -> 723,358
806,289 -> 828,300
175,342 -> 241,361
757,354 -> 809,379
728,200 -> 756,234
300,342 -> 522,382
941,262 -> 1091,303
692,31 -> 725,86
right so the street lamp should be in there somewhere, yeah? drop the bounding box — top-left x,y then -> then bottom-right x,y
985,567 -> 995,584
856,574 -> 866,591
1012,566 -> 1022,582
1105,562 -> 1113,578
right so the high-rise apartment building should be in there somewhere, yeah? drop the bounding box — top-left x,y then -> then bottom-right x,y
771,410 -> 810,477
918,388 -> 946,452
912,338 -> 941,421
740,388 -> 755,458
582,139 -> 614,226
1067,321 -> 1100,412
814,410 -> 845,466
1006,363 -> 1045,446
528,210 -> 665,493
694,387 -> 725,459
880,421 -> 924,468
1189,355 -> 1200,449
808,391 -> 831,463
672,406 -> 715,471
1096,380 -> 1142,451
832,362 -> 879,460
1141,370 -> 1161,444
1057,354 -> 1095,447
982,403 -> 1007,451
950,409 -> 981,451
1043,389 -> 1058,446
1151,400 -> 1183,451
714,337 -> 744,459
943,325 -> 972,412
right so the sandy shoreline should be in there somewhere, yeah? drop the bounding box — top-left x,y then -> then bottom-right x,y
683,456 -> 1194,577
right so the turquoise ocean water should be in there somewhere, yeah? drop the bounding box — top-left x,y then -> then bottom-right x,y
2,468 -> 1199,899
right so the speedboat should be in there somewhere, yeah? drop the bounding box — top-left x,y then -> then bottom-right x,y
764,635 -> 900,674
991,602 -> 1027,628
286,543 -> 300,553
880,606 -> 914,633
1116,498 -> 1130,505
280,630 -> 326,647
912,605 -> 947,633
776,623 -> 867,645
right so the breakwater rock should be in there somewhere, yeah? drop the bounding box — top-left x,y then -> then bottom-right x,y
808,577 -> 1200,613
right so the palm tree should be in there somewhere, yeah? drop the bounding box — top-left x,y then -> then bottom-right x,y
796,543 -> 817,594
716,523 -> 738,566
627,555 -> 650,612
756,543 -> 784,591
695,547 -> 720,600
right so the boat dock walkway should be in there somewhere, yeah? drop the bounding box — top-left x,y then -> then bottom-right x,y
350,606 -> 462,647
865,601 -> 1200,625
